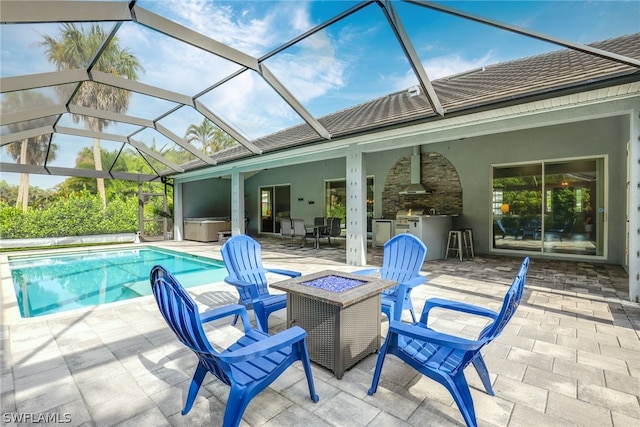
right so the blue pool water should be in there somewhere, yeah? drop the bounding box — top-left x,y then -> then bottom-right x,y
9,247 -> 227,318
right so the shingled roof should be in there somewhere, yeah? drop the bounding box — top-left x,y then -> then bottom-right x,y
206,32 -> 639,167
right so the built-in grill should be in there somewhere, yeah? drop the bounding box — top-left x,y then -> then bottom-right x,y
395,208 -> 425,233
394,207 -> 454,261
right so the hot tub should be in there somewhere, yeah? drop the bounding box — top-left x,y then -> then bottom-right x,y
183,217 -> 231,242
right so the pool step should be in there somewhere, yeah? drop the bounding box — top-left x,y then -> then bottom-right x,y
122,281 -> 150,296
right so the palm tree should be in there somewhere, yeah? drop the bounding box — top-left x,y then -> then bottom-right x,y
41,23 -> 142,207
184,118 -> 236,155
2,92 -> 58,211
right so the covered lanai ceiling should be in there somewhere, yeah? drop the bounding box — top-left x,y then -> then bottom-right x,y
1,1 -> 639,188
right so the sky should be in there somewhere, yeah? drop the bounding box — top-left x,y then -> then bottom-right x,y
1,0 -> 639,190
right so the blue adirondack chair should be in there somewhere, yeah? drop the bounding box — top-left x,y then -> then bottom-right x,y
150,265 -> 318,427
354,233 -> 427,322
221,234 -> 300,333
368,257 -> 530,427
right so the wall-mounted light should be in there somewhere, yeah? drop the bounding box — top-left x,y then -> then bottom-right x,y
501,203 -> 510,214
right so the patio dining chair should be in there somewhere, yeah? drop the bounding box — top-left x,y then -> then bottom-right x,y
150,265 -> 318,427
368,257 -> 530,427
292,218 -> 314,247
221,234 -> 300,333
280,218 -> 294,246
318,217 -> 342,247
354,233 -> 427,322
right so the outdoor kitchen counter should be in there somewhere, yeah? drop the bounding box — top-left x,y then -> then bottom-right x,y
395,214 -> 457,260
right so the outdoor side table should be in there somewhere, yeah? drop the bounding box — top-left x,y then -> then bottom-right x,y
271,270 -> 396,379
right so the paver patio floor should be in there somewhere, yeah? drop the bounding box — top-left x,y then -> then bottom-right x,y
2,237 -> 638,426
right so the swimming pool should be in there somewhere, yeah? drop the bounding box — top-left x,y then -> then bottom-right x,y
9,247 -> 227,318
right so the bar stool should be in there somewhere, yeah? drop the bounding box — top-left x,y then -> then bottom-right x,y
445,230 -> 463,261
460,228 -> 475,259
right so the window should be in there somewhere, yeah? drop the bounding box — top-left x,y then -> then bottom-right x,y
492,157 -> 604,257
492,189 -> 504,215
325,177 -> 374,232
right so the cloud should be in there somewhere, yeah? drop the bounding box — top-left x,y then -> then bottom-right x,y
391,50 -> 498,92
155,1 -> 347,136
167,1 -> 293,56
266,32 -> 346,103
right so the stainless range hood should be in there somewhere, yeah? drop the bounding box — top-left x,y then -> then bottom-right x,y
399,147 -> 433,195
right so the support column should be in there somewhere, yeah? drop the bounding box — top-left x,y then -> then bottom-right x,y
174,182 -> 184,241
231,168 -> 245,235
346,146 -> 367,266
629,109 -> 640,302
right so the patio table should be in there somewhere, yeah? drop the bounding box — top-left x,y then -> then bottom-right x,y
306,224 -> 327,249
271,270 -> 396,379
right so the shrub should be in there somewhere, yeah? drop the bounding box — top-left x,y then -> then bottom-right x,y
0,190 -> 137,239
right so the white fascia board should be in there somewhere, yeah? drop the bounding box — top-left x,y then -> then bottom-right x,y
1,1 -> 131,23
175,144 -> 348,184
353,84 -> 640,151
0,126 -> 53,145
91,71 -> 193,106
133,6 -> 259,71
0,105 -> 67,126
0,69 -> 89,93
175,83 -> 639,183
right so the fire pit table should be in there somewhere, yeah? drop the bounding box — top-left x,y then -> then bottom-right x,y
271,270 -> 396,379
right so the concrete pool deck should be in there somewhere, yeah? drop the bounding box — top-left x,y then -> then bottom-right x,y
1,238 -> 639,426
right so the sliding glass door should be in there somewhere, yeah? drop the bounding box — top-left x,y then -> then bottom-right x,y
260,185 -> 290,234
492,157 -> 604,257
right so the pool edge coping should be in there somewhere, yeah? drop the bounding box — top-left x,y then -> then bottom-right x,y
0,242 -> 228,326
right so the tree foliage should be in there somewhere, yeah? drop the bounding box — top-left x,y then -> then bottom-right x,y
41,23 -> 142,205
184,118 -> 237,155
2,91 -> 59,211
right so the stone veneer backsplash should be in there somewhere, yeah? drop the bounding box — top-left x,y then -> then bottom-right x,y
381,152 -> 462,219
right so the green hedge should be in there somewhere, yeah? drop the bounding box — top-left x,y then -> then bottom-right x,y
0,190 -> 137,239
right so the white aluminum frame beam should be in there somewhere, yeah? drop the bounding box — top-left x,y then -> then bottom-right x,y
379,0 -> 445,116
132,7 -> 259,70
259,64 -> 332,140
0,1 -> 132,23
0,105 -> 67,126
0,162 -> 157,182
91,71 -> 194,106
405,0 -> 640,69
125,139 -> 185,173
0,69 -> 89,93
154,123 -> 216,165
54,126 -> 185,172
68,105 -> 155,128
55,125 -> 127,143
0,126 -> 53,146
194,100 -> 261,154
